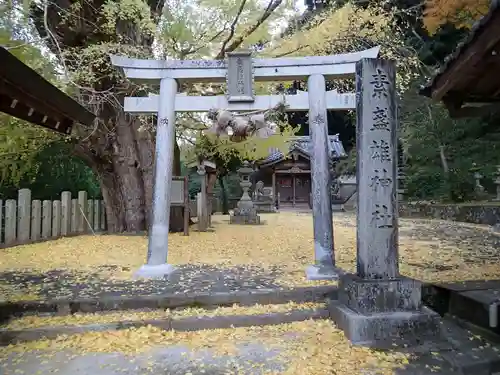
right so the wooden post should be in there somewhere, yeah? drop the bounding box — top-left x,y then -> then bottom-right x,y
100,200 -> 106,231
197,165 -> 208,231
86,199 -> 94,232
4,200 -> 16,245
196,192 -> 205,231
17,188 -> 31,243
77,191 -> 88,233
292,175 -> 296,207
183,176 -> 189,236
31,200 -> 42,241
93,200 -> 100,231
52,200 -> 62,237
41,200 -> 52,239
60,191 -> 71,236
272,172 -> 276,208
141,77 -> 178,276
306,73 -> 339,280
71,199 -> 78,234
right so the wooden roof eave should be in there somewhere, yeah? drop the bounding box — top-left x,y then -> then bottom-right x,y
420,0 -> 500,109
0,47 -> 96,134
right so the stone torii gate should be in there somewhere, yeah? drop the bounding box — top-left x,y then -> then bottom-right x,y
111,49 -> 439,345
110,47 -> 379,280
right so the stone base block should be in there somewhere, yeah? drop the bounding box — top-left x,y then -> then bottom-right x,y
331,204 -> 345,212
134,264 -> 176,279
230,214 -> 261,225
329,300 -> 441,348
305,264 -> 344,281
339,274 -> 422,314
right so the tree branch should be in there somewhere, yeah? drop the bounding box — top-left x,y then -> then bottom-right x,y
215,0 -> 248,59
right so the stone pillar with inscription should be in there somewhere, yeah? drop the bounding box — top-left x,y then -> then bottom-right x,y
329,59 -> 439,347
306,74 -> 342,280
135,77 -> 178,279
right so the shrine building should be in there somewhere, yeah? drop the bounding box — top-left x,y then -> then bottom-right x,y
252,135 -> 346,208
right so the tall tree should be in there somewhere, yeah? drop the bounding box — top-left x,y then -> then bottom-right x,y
3,0 -> 292,233
422,0 -> 490,35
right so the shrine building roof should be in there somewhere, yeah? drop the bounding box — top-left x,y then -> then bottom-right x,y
259,135 -> 347,167
420,0 -> 500,118
0,46 -> 96,134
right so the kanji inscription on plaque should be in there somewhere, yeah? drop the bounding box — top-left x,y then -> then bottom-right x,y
226,50 -> 254,103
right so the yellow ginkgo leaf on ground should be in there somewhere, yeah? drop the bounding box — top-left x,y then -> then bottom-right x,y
0,212 -> 499,302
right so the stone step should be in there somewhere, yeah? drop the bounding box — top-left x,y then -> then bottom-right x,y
448,288 -> 500,337
0,303 -> 328,346
391,318 -> 500,375
422,280 -> 500,339
0,285 -> 337,322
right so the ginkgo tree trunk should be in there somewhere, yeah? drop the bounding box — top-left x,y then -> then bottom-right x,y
24,0 -> 291,233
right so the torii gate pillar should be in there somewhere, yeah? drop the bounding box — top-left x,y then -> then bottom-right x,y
136,77 -> 178,278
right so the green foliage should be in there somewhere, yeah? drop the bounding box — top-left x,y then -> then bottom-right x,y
0,140 -> 100,200
400,82 -> 500,202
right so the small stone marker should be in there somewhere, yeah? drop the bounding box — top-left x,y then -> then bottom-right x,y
31,200 -> 42,241
329,59 -> 439,347
77,191 -> 88,233
52,200 -> 62,237
71,199 -> 78,234
41,200 -> 52,239
17,188 -> 31,243
60,192 -> 71,236
93,200 -> 100,231
4,200 -> 17,245
86,199 -> 94,231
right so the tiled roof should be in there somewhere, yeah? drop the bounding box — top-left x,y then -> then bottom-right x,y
260,135 -> 347,165
420,0 -> 500,97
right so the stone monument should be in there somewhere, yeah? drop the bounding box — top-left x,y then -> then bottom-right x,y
230,161 -> 261,224
329,59 -> 440,346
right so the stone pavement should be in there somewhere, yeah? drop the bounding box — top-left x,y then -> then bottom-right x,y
0,343 -> 286,375
0,264 -> 284,301
1,318 -> 499,375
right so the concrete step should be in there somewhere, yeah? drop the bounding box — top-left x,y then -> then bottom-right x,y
0,302 -> 328,345
423,280 -> 500,338
392,318 -> 500,375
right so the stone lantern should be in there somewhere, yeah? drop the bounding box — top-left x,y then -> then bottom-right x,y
230,161 -> 261,224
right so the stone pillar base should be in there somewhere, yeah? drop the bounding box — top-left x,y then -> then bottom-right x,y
230,207 -> 261,225
305,264 -> 344,281
329,273 -> 441,347
133,263 -> 176,279
331,204 -> 345,212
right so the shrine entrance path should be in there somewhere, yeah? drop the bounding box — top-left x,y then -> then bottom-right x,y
1,212 -> 500,302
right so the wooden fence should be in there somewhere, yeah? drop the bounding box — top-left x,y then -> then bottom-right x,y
0,189 -> 106,247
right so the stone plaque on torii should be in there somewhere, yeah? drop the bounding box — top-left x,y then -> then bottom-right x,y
110,48 -> 439,346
